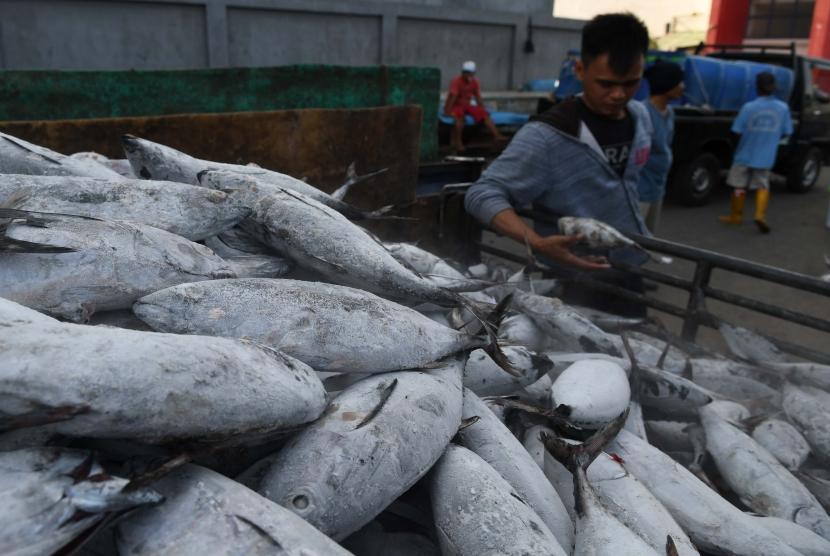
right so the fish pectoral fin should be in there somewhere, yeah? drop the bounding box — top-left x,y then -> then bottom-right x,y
355,378 -> 398,430
457,415 -> 480,432
665,535 -> 679,556
232,514 -> 283,548
0,235 -> 77,254
0,402 -> 91,433
307,253 -> 348,274
2,134 -> 63,164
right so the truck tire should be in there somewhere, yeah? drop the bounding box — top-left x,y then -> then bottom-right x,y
786,146 -> 822,193
671,152 -> 721,206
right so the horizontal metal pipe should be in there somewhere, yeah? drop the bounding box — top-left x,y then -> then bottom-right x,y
703,286 -> 830,334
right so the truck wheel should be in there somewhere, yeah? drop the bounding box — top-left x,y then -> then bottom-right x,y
786,147 -> 822,193
671,152 -> 721,206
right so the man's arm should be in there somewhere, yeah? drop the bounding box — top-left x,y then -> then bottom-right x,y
443,93 -> 457,116
464,124 -> 609,271
490,209 -> 609,271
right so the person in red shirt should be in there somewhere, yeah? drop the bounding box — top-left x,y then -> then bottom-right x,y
444,60 -> 505,152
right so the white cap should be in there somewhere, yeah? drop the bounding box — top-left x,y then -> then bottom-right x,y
462,60 -> 476,73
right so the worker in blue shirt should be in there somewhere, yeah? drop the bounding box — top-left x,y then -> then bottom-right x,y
638,60 -> 685,233
719,72 -> 793,233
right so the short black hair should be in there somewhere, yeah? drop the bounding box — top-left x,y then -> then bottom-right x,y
582,13 -> 650,75
757,71 -> 776,95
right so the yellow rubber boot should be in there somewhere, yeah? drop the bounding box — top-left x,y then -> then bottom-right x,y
719,190 -> 746,225
754,188 -> 771,234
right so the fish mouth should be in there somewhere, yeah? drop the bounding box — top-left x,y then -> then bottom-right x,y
132,299 -> 177,331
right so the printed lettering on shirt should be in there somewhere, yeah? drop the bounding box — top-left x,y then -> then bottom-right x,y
747,110 -> 781,132
602,142 -> 630,173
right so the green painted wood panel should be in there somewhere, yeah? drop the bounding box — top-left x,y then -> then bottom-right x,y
0,64 -> 439,158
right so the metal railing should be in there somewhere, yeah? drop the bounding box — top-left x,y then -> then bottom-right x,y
473,208 -> 830,365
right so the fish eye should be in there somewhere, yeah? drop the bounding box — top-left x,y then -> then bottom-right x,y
292,494 -> 309,509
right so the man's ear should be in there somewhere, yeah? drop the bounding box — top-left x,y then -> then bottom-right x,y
575,59 -> 585,82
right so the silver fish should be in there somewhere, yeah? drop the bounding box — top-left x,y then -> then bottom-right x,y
0,448 -> 161,556
258,358 -> 463,540
0,174 -> 250,240
558,216 -> 669,263
0,132 -> 123,179
782,384 -> 830,463
0,305 -> 326,443
203,230 -> 291,278
768,361 -> 830,391
135,278 -> 490,374
384,242 -> 490,292
238,184 -> 464,307
116,465 -> 352,556
700,402 -> 830,540
457,390 -> 574,551
0,211 -> 235,321
429,444 -> 567,556
463,347 -> 549,396
797,468 -> 830,511
719,322 -> 790,364
608,429 -> 804,556
752,419 -> 811,471
542,411 -> 662,556
511,291 -> 622,356
690,361 -> 781,409
122,136 -> 390,220
752,516 -> 830,556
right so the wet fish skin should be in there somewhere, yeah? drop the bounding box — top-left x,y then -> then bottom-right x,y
457,390 -> 574,551
0,448 -> 161,556
0,312 -> 326,444
116,465 -> 353,556
558,216 -> 638,250
258,358 -> 464,541
719,322 -> 790,364
0,213 -> 235,321
135,278 -> 483,374
608,429 -> 804,556
429,444 -> 567,556
700,402 -> 830,539
0,174 -> 250,241
0,132 -> 123,179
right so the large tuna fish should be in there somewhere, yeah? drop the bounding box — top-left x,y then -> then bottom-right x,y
383,242 -> 488,291
122,136 -> 391,220
752,516 -> 830,556
0,210 -> 235,321
782,384 -> 830,462
541,411 -> 664,556
457,390 -> 574,551
257,358 -> 464,540
608,429 -> 804,555
0,448 -> 162,556
510,291 -> 622,355
135,279 -> 494,374
0,174 -> 250,240
429,444 -> 567,556
116,465 -> 353,556
699,402 -> 830,539
0,132 -> 123,179
463,347 -> 549,396
752,419 -> 811,471
0,306 -> 326,443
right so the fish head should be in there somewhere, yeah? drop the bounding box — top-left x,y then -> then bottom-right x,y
133,283 -> 209,331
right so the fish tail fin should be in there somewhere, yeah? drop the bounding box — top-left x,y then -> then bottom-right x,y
529,352 -> 555,381
459,292 -> 522,377
540,408 -> 629,473
331,163 -> 388,201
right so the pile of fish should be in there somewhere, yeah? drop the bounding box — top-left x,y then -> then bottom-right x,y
2,129 -> 830,556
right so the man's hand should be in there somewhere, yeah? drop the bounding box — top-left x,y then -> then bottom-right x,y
532,234 -> 610,271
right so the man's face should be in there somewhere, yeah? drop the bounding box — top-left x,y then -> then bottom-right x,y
576,52 -> 644,118
462,71 -> 474,83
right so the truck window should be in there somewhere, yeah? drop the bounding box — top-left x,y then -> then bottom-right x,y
808,62 -> 830,103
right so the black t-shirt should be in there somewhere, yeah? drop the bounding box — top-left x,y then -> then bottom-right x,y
577,99 -> 635,176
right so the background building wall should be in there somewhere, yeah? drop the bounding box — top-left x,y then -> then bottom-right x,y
0,0 -> 582,89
